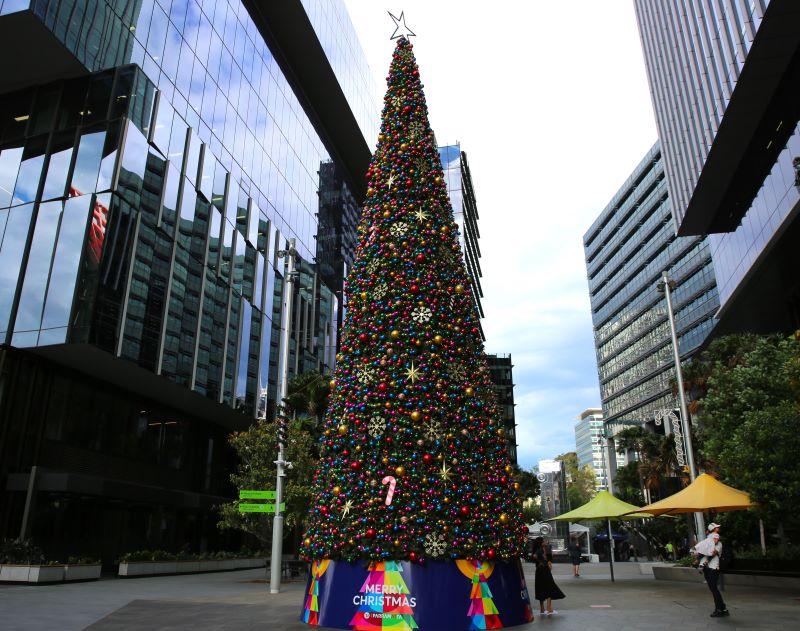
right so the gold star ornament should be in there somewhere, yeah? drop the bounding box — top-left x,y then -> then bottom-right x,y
405,361 -> 420,384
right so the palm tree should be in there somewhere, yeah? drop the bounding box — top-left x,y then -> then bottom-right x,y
284,371 -> 331,425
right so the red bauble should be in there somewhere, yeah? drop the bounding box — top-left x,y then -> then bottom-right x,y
359,333 -> 368,342
378,382 -> 388,392
416,253 -> 425,263
350,460 -> 361,470
459,506 -> 470,516
409,551 -> 419,563
487,548 -> 497,560
365,528 -> 377,539
410,285 -> 419,293
422,453 -> 434,465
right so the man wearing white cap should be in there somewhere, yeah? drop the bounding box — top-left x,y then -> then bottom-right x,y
696,522 -> 729,617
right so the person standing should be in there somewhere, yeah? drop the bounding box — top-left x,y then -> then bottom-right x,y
697,523 -> 729,618
665,541 -> 674,560
567,537 -> 582,577
532,537 -> 565,615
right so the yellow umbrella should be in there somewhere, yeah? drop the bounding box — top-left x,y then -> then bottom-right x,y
549,491 -> 652,581
634,473 -> 757,515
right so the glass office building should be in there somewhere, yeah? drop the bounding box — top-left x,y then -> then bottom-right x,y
634,0 -> 800,334
0,0 -> 377,563
574,408 -> 607,491
584,143 -> 719,483
440,143 -> 484,338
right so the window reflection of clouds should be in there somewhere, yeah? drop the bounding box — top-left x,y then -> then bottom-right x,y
0,203 -> 33,339
41,195 -> 90,331
14,200 -> 62,336
0,147 -> 23,208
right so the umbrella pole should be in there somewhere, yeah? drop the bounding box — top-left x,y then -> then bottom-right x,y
607,518 -> 615,582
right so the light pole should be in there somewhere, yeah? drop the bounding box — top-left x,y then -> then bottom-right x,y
656,271 -> 705,538
270,239 -> 298,594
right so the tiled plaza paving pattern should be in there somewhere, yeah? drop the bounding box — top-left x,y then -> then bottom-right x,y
1,563 -> 798,630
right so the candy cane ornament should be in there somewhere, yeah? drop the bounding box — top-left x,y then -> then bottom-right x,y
382,475 -> 397,505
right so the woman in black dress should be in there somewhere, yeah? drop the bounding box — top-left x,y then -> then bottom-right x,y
532,536 -> 565,615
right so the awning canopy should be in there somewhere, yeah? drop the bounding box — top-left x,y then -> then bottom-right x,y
550,491 -> 651,521
633,473 -> 756,516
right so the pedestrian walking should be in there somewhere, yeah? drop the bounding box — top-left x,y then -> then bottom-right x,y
665,541 -> 674,561
693,522 -> 730,618
532,536 -> 565,615
567,537 -> 582,577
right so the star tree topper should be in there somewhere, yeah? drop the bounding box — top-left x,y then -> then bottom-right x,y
389,11 -> 416,40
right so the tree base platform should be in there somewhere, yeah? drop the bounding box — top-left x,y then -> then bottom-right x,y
301,558 -> 533,629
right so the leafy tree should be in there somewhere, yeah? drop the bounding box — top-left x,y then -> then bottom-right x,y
217,417 -> 317,547
555,451 -> 596,509
512,464 -> 540,501
614,462 -> 643,506
522,503 -> 543,525
694,332 -> 800,541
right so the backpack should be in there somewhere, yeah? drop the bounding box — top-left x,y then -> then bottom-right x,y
718,543 -> 734,572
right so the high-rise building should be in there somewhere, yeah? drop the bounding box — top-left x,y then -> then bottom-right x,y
439,143 -> 484,339
486,353 -> 517,465
634,0 -> 800,335
583,142 -> 719,488
574,408 -> 607,491
0,0 -> 377,563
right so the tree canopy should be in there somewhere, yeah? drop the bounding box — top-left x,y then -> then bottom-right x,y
555,451 -> 596,509
693,332 -> 800,525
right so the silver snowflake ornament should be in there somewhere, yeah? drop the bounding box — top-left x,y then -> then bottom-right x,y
449,362 -> 466,382
367,416 -> 387,437
390,221 -> 408,237
424,533 -> 447,557
356,365 -> 375,384
411,306 -> 432,323
422,419 -> 443,441
373,283 -> 388,300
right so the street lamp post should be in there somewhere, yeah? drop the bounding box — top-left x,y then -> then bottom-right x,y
270,239 -> 298,594
656,271 -> 705,538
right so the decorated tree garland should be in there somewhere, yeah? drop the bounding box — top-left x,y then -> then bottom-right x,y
300,35 -> 527,566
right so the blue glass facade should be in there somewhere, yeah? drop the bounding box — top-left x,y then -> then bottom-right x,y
584,143 -> 719,427
0,0 -> 377,562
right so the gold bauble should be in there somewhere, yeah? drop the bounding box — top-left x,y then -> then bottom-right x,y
410,411 -> 422,422
329,379 -> 336,388
434,176 -> 442,184
395,465 -> 406,476
505,465 -> 513,474
499,513 -> 509,524
337,424 -> 347,435
383,210 -> 390,218
304,538 -> 311,546
390,330 -> 400,339
378,134 -> 385,141
400,143 -> 408,151
441,225 -> 449,233
455,284 -> 464,294
333,486 -> 342,495
497,428 -> 506,436
465,387 -> 475,396
434,335 -> 443,344
360,291 -> 367,300
513,482 -> 521,491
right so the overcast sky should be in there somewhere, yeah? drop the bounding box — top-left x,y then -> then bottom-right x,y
342,0 -> 659,470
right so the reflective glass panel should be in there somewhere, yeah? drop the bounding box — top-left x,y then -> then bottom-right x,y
0,203 -> 33,339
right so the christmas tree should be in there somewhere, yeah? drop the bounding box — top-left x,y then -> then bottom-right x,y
462,560 -> 502,630
300,36 -> 526,565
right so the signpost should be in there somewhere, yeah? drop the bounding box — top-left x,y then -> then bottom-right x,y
238,490 -> 282,513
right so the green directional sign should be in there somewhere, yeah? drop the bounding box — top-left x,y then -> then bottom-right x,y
239,490 -> 277,500
239,502 -> 285,513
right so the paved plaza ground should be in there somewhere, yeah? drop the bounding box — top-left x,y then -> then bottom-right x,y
1,561 -> 798,630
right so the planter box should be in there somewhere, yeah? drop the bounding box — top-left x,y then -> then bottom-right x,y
0,564 -> 64,583
64,564 -> 101,582
118,557 -> 265,577
652,566 -> 704,582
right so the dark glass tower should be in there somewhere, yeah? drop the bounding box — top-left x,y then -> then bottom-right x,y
0,0 -> 376,563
